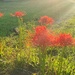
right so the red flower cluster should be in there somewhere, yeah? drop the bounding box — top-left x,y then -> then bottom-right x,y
32,26 -> 51,47
11,11 -> 25,17
39,16 -> 54,25
32,26 -> 74,47
0,12 -> 3,17
35,26 -> 47,34
57,33 -> 73,46
32,26 -> 58,47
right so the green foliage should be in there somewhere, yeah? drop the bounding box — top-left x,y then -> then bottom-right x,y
0,19 -> 75,75
52,16 -> 75,37
0,1 -> 75,74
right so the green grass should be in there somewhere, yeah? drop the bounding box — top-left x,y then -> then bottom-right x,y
52,16 -> 75,37
0,0 -> 75,36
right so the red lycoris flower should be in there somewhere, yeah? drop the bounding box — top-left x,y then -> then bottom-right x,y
0,12 -> 3,17
35,26 -> 47,34
39,16 -> 54,25
11,11 -> 25,17
50,35 -> 59,46
32,26 -> 56,47
57,33 -> 73,46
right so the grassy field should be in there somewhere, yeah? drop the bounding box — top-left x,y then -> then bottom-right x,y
0,0 -> 75,36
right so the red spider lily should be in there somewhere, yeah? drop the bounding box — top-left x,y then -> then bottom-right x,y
35,26 -> 47,34
32,26 -> 49,47
57,33 -> 73,46
50,35 -> 59,46
39,16 -> 54,25
11,11 -> 25,17
0,12 -> 3,17
32,26 -> 56,47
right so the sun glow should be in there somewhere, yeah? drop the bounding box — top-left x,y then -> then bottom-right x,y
69,0 -> 75,3
47,0 -> 75,23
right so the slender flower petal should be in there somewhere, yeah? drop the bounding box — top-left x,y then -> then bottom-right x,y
39,16 -> 54,25
11,11 -> 25,17
0,12 -> 3,17
57,33 -> 73,46
72,38 -> 75,46
32,26 -> 56,47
